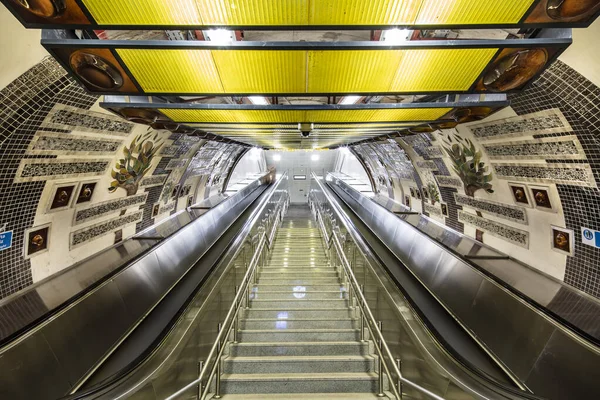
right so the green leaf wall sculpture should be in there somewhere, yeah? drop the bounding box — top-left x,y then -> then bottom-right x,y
442,132 -> 493,197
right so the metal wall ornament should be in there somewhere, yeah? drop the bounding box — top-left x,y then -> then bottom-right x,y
482,48 -> 548,92
441,203 -> 449,217
405,195 -> 411,208
47,182 -> 76,212
530,185 -> 556,212
151,203 -> 160,218
545,0 -> 600,21
109,131 -> 164,196
551,225 -> 574,256
24,224 -> 50,259
509,182 -> 532,207
442,132 -> 494,197
76,181 -> 96,204
69,51 -> 123,90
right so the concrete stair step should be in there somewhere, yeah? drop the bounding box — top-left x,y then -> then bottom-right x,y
220,372 -> 379,394
249,299 -> 348,309
229,341 -> 370,357
222,355 -> 375,374
251,291 -> 346,300
252,284 -> 345,292
244,308 -> 353,319
241,318 -> 357,330
238,329 -> 360,342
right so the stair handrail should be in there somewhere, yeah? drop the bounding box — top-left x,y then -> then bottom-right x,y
310,173 -> 445,400
164,176 -> 289,400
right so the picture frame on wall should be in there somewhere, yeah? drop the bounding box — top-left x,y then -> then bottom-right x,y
508,182 -> 531,207
441,203 -> 448,217
187,196 -> 194,208
530,185 -> 555,212
75,180 -> 97,205
551,225 -> 573,256
152,203 -> 160,218
47,182 -> 77,212
409,187 -> 415,198
404,195 -> 411,208
24,223 -> 51,259
415,188 -> 422,200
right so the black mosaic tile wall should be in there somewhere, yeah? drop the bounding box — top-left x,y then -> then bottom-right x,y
509,60 -> 600,298
0,58 -> 98,298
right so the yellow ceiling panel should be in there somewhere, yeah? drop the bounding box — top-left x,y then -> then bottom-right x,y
310,0 -> 421,25
308,50 -> 403,93
415,0 -> 535,25
198,0 -> 308,25
82,0 -> 202,25
159,109 -> 306,123
212,50 -> 307,93
391,48 -> 496,92
117,49 -> 223,93
306,108 -> 451,122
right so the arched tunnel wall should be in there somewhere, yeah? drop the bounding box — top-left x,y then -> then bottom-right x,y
0,57 -> 263,300
341,59 -> 600,300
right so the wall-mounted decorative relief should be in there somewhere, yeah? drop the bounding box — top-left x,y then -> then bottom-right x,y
424,203 -> 443,218
469,108 -> 572,141
187,196 -> 193,208
459,210 -> 529,248
27,132 -> 123,156
159,145 -> 180,157
416,160 -> 438,170
151,203 -> 160,218
70,211 -> 143,249
75,181 -> 97,204
425,146 -> 444,158
442,132 -> 494,196
409,187 -> 416,197
74,193 -> 148,225
441,203 -> 449,217
492,163 -> 595,187
404,195 -> 411,208
530,185 -> 555,212
435,175 -> 463,189
41,104 -> 134,136
109,131 -> 164,196
508,183 -> 531,207
24,224 -> 50,259
482,136 -> 585,160
114,229 -> 123,245
159,202 -> 176,216
47,182 -> 77,212
454,193 -> 528,224
426,182 -> 440,205
14,159 -> 110,183
140,174 -> 168,188
551,226 -> 573,256
165,158 -> 188,170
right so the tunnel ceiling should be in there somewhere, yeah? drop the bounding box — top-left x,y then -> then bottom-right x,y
4,0 -> 599,149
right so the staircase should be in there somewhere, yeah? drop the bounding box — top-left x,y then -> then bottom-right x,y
219,205 -> 387,399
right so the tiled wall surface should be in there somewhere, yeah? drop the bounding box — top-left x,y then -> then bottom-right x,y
509,60 -> 600,298
0,58 -> 250,300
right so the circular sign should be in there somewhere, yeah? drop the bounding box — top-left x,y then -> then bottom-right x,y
583,229 -> 593,241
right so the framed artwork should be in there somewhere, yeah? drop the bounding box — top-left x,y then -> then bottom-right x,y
76,181 -> 97,204
187,196 -> 194,207
404,195 -> 411,208
114,229 -> 123,244
530,185 -> 554,211
475,229 -> 484,243
24,224 -> 50,259
415,188 -> 422,200
509,182 -> 531,207
441,203 -> 448,217
409,187 -> 415,198
422,187 -> 429,199
171,184 -> 180,199
551,226 -> 573,256
152,203 -> 160,218
47,183 -> 76,212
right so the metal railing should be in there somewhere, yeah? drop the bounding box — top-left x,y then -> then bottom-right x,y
309,173 -> 444,400
165,182 -> 289,400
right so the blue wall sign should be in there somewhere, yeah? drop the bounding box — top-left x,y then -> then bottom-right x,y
581,227 -> 600,249
0,231 -> 13,252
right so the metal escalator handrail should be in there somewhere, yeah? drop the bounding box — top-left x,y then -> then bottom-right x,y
310,177 -> 443,400
164,176 -> 289,400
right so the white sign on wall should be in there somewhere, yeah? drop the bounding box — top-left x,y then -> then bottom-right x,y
581,227 -> 600,249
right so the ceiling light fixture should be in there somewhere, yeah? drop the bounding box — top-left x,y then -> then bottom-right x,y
339,95 -> 361,105
204,29 -> 234,44
273,154 -> 281,161
248,96 -> 269,105
383,28 -> 412,43
311,154 -> 320,161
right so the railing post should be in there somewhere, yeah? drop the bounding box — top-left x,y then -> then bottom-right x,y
233,286 -> 239,344
197,360 -> 203,400
214,323 -> 223,399
396,358 -> 403,399
377,320 -> 385,397
360,285 -> 366,342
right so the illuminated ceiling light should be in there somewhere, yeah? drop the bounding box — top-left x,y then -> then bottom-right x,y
382,28 -> 412,43
311,154 -> 320,161
248,96 -> 270,105
339,95 -> 361,105
204,29 -> 234,44
273,153 -> 281,161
